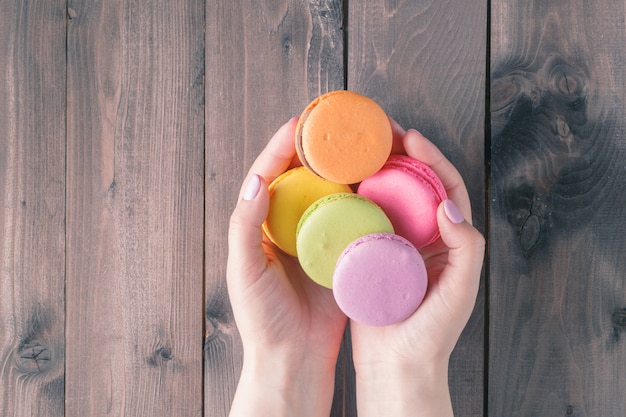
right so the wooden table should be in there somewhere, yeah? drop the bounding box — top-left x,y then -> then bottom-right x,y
1,1 -> 625,416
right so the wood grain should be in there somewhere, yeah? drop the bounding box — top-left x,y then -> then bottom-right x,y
205,1 -> 345,415
348,0 -> 487,415
0,1 -> 67,416
490,0 -> 626,415
65,0 -> 205,416
4,0 -> 626,415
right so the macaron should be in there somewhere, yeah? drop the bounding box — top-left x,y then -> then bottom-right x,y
357,155 -> 447,249
296,90 -> 393,184
332,233 -> 427,326
263,167 -> 352,256
296,193 -> 394,288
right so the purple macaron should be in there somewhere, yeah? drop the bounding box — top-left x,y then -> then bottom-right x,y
332,233 -> 428,326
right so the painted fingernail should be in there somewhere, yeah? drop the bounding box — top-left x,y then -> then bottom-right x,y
407,128 -> 422,135
444,199 -> 465,224
243,174 -> 261,201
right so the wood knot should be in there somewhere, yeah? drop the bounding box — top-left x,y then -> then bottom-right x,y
555,116 -> 571,139
612,309 -> 626,330
15,341 -> 52,373
504,185 -> 550,257
146,346 -> 173,367
205,295 -> 234,342
519,213 -> 541,254
281,34 -> 292,53
157,346 -> 172,360
548,62 -> 586,102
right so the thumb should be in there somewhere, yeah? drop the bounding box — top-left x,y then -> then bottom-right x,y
436,199 -> 485,302
227,174 -> 271,288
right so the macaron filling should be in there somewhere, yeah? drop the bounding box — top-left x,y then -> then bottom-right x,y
295,90 -> 393,184
295,104 -> 320,178
384,156 -> 447,201
358,155 -> 447,249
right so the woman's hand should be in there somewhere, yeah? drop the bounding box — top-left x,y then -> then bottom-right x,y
351,122 -> 486,417
227,117 -> 348,417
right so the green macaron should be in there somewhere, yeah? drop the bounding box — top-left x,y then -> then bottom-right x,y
296,193 -> 394,288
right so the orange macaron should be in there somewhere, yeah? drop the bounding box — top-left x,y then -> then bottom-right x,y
295,90 -> 393,185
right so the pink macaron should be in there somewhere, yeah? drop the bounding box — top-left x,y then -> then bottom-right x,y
357,155 -> 447,249
332,233 -> 427,326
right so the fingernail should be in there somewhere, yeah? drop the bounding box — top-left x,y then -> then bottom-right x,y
443,199 -> 465,224
407,128 -> 422,135
243,174 -> 261,201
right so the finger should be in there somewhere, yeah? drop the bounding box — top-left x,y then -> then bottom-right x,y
238,117 -> 299,200
228,174 -> 272,289
402,130 -> 472,220
436,200 -> 485,305
389,117 -> 407,155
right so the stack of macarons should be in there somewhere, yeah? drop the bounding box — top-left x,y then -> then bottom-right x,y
263,90 -> 447,326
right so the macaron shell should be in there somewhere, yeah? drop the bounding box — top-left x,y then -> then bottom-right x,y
296,90 -> 392,184
357,155 -> 447,249
263,167 -> 352,256
333,233 -> 427,326
296,193 -> 394,288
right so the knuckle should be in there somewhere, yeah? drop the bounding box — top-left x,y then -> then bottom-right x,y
467,227 -> 486,253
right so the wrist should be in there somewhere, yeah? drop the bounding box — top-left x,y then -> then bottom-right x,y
230,345 -> 338,417
355,358 -> 453,417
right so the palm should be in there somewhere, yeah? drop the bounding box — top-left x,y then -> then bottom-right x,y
349,238 -> 461,366
234,241 -> 347,362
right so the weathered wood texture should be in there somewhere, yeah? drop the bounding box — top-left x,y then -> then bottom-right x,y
65,1 -> 204,416
490,0 -> 626,415
3,0 -> 626,416
205,1 -> 345,416
0,1 -> 67,416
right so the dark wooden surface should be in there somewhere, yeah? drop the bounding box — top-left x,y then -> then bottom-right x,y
489,1 -> 626,415
1,1 -> 624,416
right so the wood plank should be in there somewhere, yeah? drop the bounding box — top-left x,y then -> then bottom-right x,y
205,1 -> 345,415
490,0 -> 626,414
0,2 -> 67,416
65,0 -> 205,415
348,1 -> 487,415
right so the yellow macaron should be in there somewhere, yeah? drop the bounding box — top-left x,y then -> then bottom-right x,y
263,167 -> 352,256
